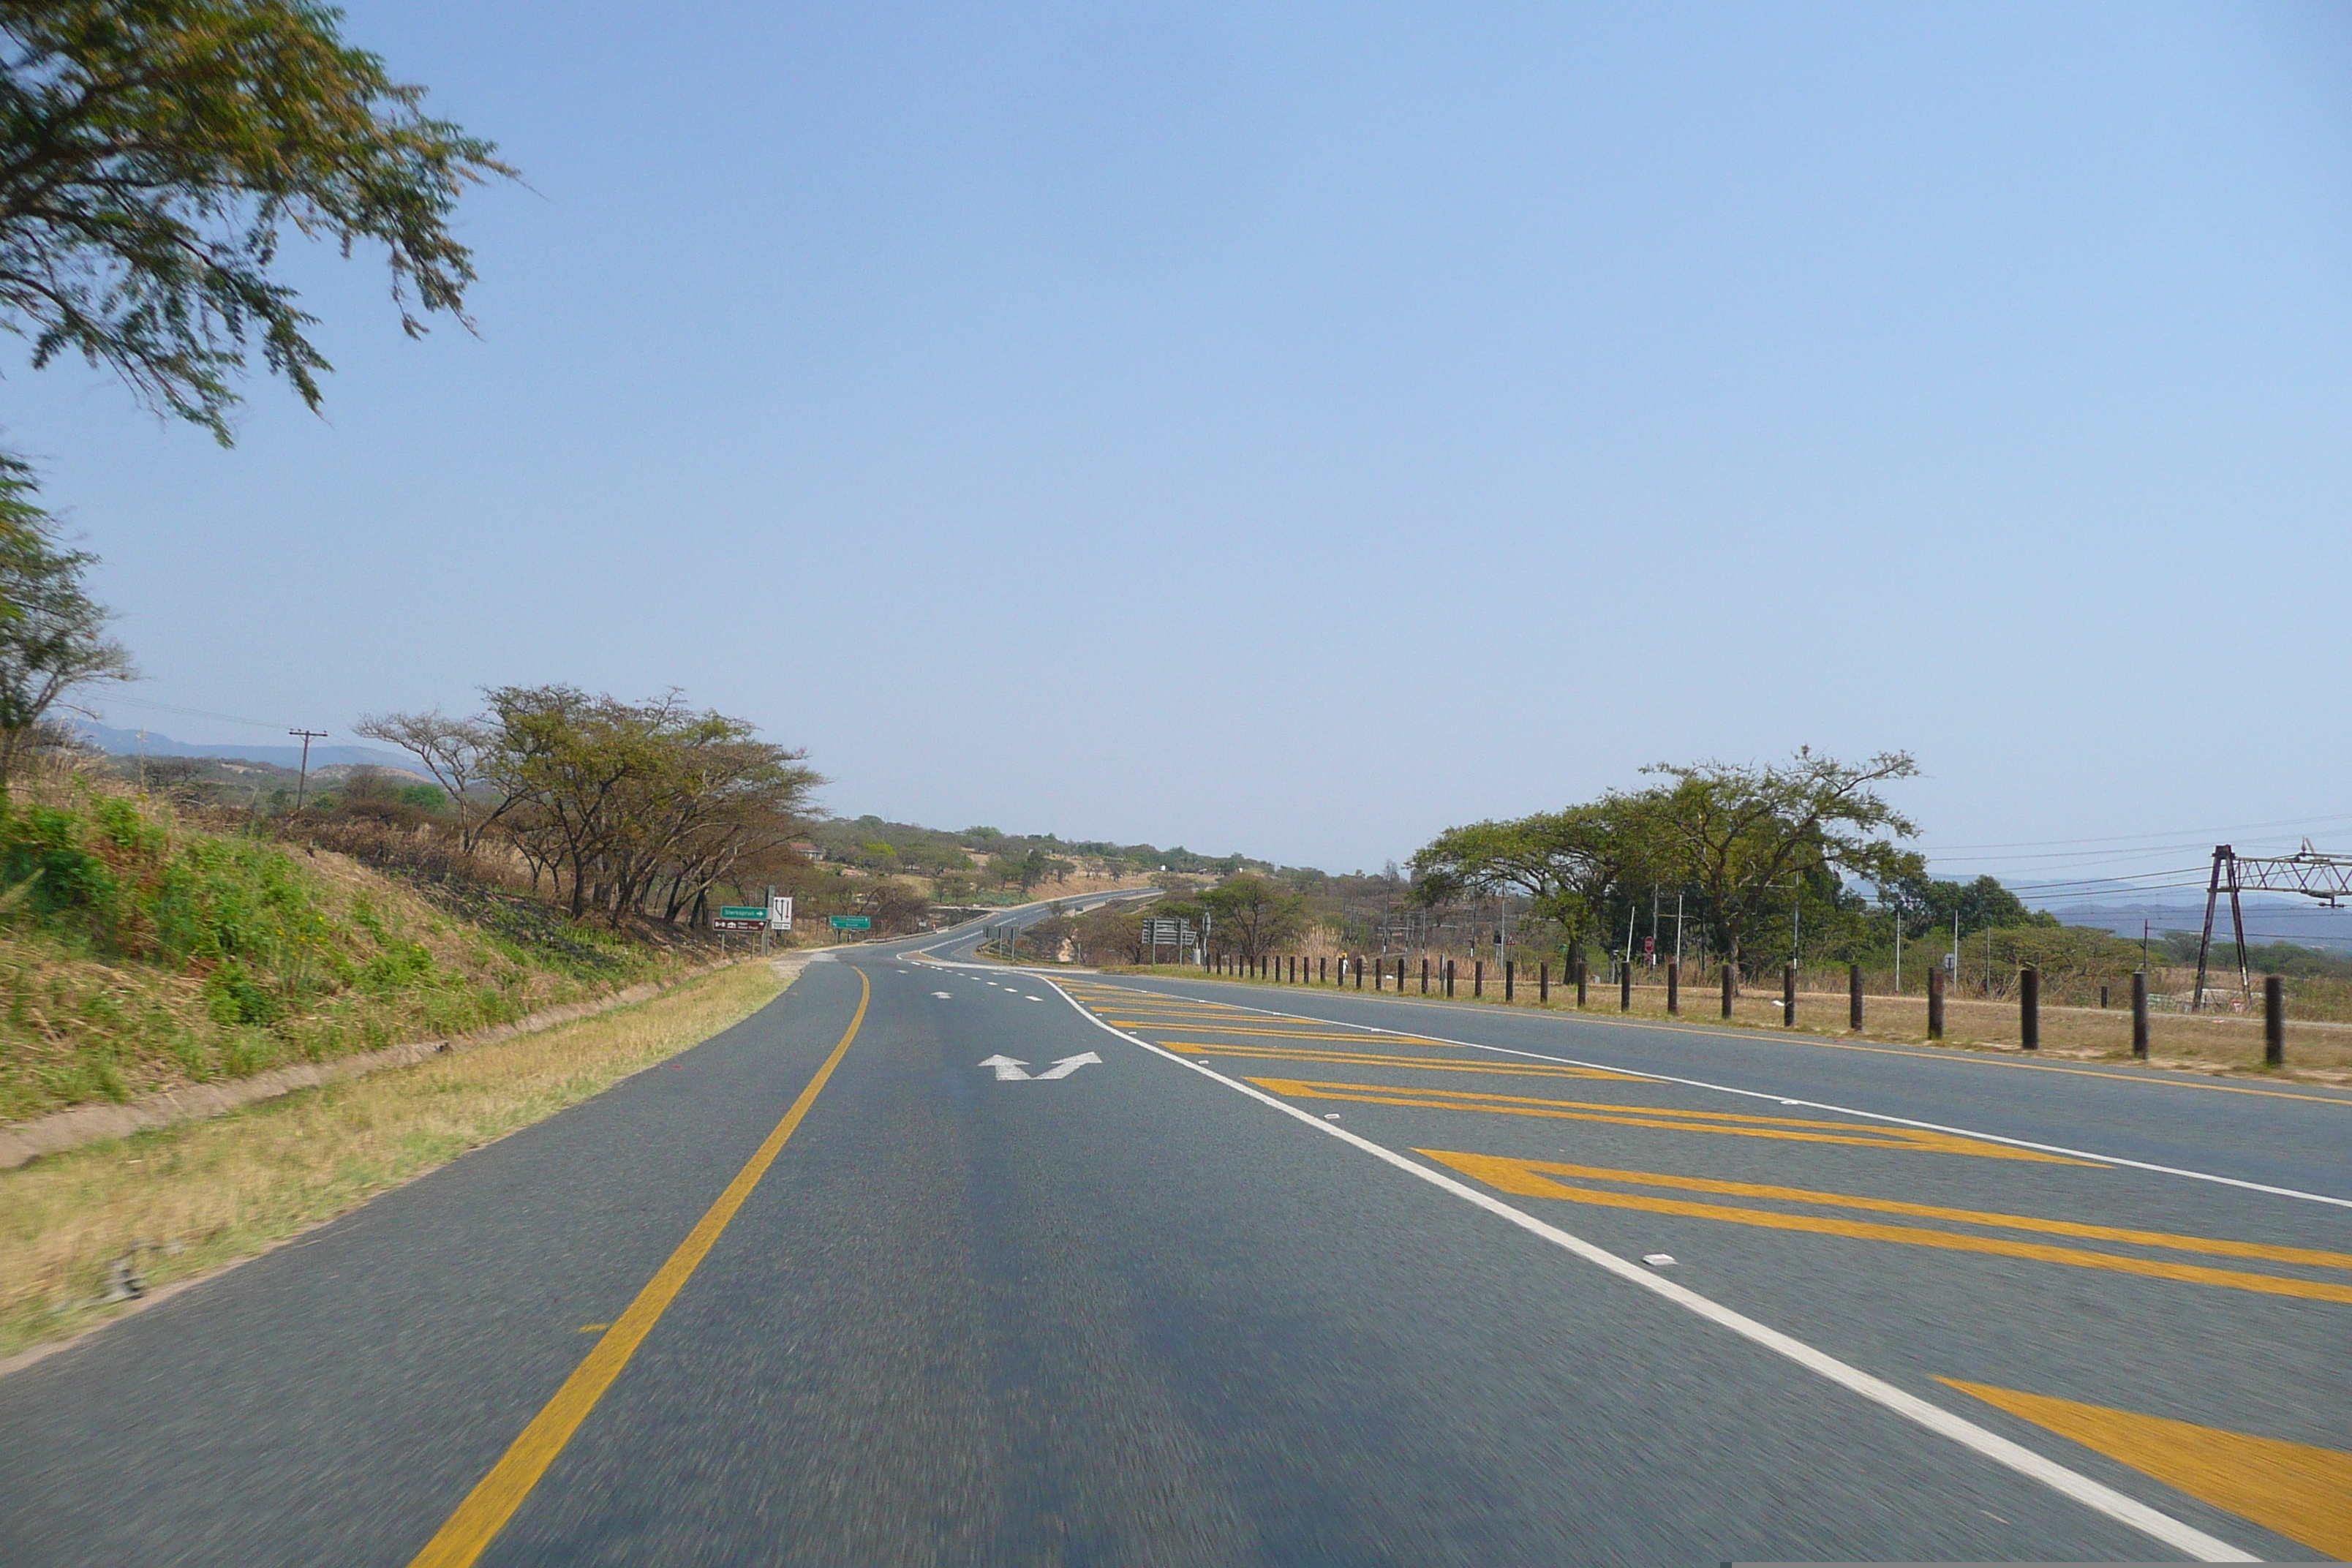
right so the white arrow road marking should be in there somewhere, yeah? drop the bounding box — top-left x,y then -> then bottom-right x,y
976,1052 -> 1102,1082
933,991 -> 953,999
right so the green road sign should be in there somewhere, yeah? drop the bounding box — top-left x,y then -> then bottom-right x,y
719,907 -> 767,921
830,915 -> 872,930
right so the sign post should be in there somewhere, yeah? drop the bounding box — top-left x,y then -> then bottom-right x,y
715,906 -> 767,941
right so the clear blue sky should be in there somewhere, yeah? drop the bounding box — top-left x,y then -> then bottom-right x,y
20,1 -> 2352,886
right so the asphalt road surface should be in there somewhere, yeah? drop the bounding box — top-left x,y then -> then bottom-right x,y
4,903 -> 2346,1565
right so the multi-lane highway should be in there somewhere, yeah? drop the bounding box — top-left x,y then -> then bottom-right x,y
3,900 -> 2346,1564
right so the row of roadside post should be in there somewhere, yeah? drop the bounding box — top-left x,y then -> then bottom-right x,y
1196,949 -> 2291,1067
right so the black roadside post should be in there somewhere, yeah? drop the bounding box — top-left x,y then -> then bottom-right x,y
1474,960 -> 1483,998
1374,957 -> 1384,992
2021,965 -> 2040,1052
2265,974 -> 2284,1068
1667,960 -> 1679,1015
2132,970 -> 2149,1058
2100,984 -> 2110,1010
1782,964 -> 1797,1028
1445,960 -> 1455,998
1721,963 -> 1734,1019
1422,957 -> 1431,994
1395,957 -> 1404,992
1355,955 -> 1364,990
1504,960 -> 1515,1002
1929,965 -> 1945,1040
1576,958 -> 1588,1008
1539,962 -> 1549,1003
1619,960 -> 1632,1012
1849,962 -> 1864,1032
1319,957 -> 1327,984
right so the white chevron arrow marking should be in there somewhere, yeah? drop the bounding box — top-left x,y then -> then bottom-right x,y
976,1052 -> 1102,1082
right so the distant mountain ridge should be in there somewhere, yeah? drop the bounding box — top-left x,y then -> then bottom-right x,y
72,722 -> 409,772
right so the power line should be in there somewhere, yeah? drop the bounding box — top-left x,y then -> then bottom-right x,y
1923,810 -> 2352,854
97,694 -> 307,733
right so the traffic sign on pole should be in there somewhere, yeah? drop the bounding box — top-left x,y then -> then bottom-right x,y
830,915 -> 872,931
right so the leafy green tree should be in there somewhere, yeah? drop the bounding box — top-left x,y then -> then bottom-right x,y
997,845 -> 1072,895
1635,750 -> 1922,977
1409,800 -> 1662,952
475,685 -> 818,926
0,0 -> 513,441
1198,873 -> 1308,962
0,467 -> 130,777
1885,872 -> 2051,941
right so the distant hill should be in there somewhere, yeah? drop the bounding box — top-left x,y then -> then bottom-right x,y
74,722 -> 410,772
2024,879 -> 2352,952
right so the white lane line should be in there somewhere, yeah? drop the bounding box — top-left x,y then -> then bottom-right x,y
1045,982 -> 2255,1564
1079,981 -> 2351,1211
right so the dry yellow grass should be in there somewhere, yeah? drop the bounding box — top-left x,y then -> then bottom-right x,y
0,959 -> 788,1360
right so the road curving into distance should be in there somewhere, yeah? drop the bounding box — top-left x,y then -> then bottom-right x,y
3,893 -> 2345,1564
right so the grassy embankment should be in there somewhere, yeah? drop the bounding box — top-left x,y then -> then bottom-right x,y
1115,965 -> 2352,1082
0,767 -> 682,1124
0,767 -> 793,1357
0,959 -> 785,1358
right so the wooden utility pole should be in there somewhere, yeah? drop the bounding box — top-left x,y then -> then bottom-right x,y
289,729 -> 328,811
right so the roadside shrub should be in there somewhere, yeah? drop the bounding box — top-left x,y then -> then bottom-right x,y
1,804 -> 117,921
202,959 -> 279,1027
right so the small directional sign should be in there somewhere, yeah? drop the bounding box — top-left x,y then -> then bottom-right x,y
977,1052 -> 1101,1082
713,905 -> 766,933
831,915 -> 872,930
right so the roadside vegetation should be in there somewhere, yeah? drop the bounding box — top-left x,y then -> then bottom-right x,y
805,814 -> 1263,907
1055,749 -> 2351,1079
0,753 -> 669,1124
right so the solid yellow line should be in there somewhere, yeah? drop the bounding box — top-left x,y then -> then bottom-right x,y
1420,1151 -> 2352,1303
406,968 -> 872,1568
1425,1155 -> 2352,1270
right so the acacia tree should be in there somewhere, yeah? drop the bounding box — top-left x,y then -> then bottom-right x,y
354,706 -> 492,849
478,686 -> 665,919
0,0 -> 513,441
1636,749 -> 1923,979
1198,873 -> 1307,963
1409,799 -> 1662,953
0,465 -> 129,777
475,685 -> 821,927
598,713 -> 818,927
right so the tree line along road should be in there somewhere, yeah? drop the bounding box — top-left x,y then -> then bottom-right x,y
1,903 -> 2345,1564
